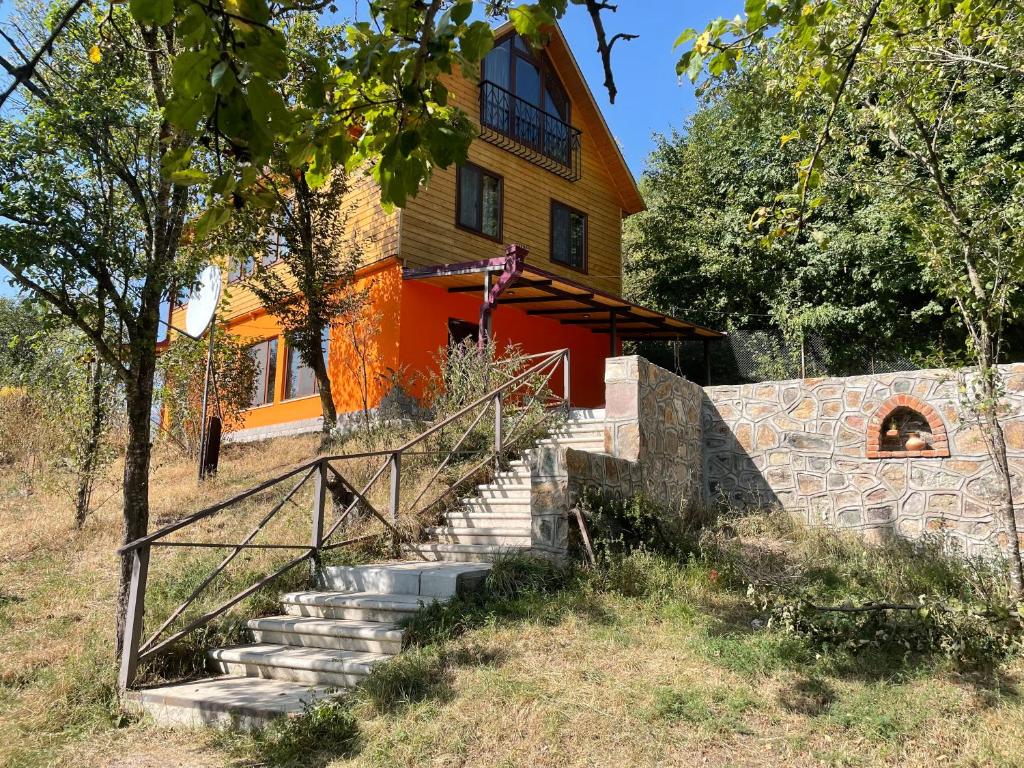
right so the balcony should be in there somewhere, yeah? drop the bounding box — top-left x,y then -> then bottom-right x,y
479,80 -> 582,182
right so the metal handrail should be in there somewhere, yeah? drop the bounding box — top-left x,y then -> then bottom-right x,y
116,348 -> 572,690
479,81 -> 582,181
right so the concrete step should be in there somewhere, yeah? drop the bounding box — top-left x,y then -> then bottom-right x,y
473,484 -> 531,500
459,497 -> 532,513
443,510 -> 532,528
208,644 -> 389,688
403,542 -> 531,563
125,676 -> 338,730
248,616 -> 404,654
424,526 -> 532,546
319,561 -> 491,598
280,591 -> 439,622
536,434 -> 605,450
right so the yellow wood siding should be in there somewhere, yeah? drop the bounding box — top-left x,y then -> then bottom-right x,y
398,67 -> 627,296
220,172 -> 400,321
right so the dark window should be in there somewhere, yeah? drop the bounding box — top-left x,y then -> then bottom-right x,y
456,164 -> 502,240
229,253 -> 256,283
448,319 -> 479,347
264,205 -> 291,267
247,338 -> 278,407
550,201 -> 587,272
482,34 -> 570,125
284,328 -> 329,400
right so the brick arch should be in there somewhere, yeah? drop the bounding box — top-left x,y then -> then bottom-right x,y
867,394 -> 950,459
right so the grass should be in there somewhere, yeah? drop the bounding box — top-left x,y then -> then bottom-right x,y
4,436 -> 1024,766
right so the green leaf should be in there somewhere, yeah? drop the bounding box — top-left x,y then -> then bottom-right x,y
128,0 -> 174,27
459,21 -> 494,64
169,168 -> 210,186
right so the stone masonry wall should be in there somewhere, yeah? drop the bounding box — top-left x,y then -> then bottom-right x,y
703,365 -> 1024,557
528,356 -> 705,557
603,356 -> 704,512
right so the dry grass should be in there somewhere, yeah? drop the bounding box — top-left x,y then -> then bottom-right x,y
4,437 -> 1024,767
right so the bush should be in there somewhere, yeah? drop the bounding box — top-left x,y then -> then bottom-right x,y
578,488 -> 689,561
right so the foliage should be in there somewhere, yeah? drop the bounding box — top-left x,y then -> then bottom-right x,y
216,16 -> 369,436
0,0 -> 206,640
576,487 -> 687,561
679,0 -> 1024,596
0,298 -> 121,519
426,339 -> 562,460
156,322 -> 257,456
624,64 -> 955,368
358,649 -> 449,714
63,0 -> 612,229
762,592 -> 1023,670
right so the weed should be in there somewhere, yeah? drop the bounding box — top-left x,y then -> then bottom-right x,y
219,699 -> 359,767
357,650 -> 450,714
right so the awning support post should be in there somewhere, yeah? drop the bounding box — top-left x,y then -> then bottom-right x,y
609,311 -> 618,357
703,338 -> 712,386
478,244 -> 529,351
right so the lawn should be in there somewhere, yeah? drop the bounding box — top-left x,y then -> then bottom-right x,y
2,439 -> 1024,767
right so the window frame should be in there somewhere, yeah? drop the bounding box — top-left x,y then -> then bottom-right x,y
282,327 -> 330,402
246,337 -> 278,409
549,199 -> 589,274
455,162 -> 504,243
482,33 -> 571,124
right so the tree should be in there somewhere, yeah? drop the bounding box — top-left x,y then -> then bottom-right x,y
219,18 -> 368,441
157,319 -> 258,456
0,298 -> 121,526
0,3 -> 202,652
679,1 -> 1024,597
0,0 -> 636,231
624,64 -> 957,374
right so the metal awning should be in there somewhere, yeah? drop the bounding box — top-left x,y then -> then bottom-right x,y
403,257 -> 725,342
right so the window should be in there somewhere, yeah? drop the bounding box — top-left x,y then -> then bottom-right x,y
456,164 -> 502,240
247,338 -> 278,408
480,34 -> 573,167
550,201 -> 587,272
264,205 -> 291,267
284,328 -> 330,400
229,254 -> 256,283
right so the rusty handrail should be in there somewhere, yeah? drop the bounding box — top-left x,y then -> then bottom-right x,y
116,348 -> 571,691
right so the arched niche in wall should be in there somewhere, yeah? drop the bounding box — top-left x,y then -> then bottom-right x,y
867,394 -> 950,458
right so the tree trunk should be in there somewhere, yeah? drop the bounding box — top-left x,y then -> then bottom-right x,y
976,364 -> 1024,600
312,345 -> 337,445
74,357 -> 106,527
114,349 -> 157,659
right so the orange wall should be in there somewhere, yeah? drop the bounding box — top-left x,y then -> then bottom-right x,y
227,260 -> 403,431
397,280 -> 616,408
222,266 -> 617,433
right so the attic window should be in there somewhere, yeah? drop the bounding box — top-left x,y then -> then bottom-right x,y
867,395 -> 950,458
479,33 -> 582,181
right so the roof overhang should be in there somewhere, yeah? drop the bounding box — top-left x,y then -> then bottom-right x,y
404,259 -> 724,341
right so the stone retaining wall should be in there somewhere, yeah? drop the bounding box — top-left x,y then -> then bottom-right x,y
702,365 -> 1024,557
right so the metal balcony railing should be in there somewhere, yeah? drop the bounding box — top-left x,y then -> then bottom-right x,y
479,80 -> 582,182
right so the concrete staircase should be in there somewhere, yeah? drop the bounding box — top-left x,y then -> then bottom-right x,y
125,561 -> 490,728
126,414 -> 606,728
404,415 -> 606,563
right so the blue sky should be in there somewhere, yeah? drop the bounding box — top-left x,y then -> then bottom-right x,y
0,1 -> 740,298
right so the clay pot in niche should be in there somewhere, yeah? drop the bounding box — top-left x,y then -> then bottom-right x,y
885,427 -> 900,441
904,433 -> 928,451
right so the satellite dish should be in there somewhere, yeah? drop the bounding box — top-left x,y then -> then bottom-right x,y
183,264 -> 222,339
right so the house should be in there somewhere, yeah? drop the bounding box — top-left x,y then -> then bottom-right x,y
172,21 -> 722,442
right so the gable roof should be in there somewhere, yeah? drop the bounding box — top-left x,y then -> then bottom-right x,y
489,20 -> 646,216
